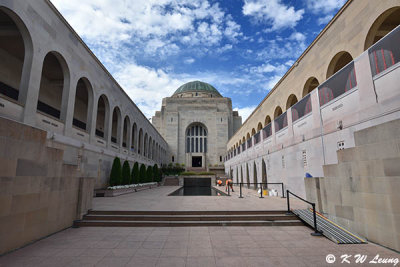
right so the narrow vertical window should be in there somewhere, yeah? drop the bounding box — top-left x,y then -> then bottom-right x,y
204,138 -> 207,153
196,138 -> 198,152
200,138 -> 203,152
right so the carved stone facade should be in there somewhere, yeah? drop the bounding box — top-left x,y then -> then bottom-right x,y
153,81 -> 241,169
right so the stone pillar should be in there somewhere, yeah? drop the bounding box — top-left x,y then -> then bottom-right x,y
21,50 -> 43,125
63,76 -> 77,136
89,95 -> 98,143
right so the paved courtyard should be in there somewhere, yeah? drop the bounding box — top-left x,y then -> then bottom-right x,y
92,185 -> 307,211
1,186 -> 398,266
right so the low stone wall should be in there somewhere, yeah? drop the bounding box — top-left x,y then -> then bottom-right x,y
0,117 -> 94,255
305,119 -> 400,252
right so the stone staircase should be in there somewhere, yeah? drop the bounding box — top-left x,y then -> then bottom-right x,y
73,210 -> 303,227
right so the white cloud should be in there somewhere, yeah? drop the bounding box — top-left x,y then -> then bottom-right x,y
114,63 -> 187,118
317,14 -> 333,25
184,58 -> 195,64
242,0 -> 304,30
50,0 -> 242,57
234,106 -> 257,122
306,0 -> 346,14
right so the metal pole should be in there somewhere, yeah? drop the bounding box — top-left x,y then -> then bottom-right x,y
286,190 -> 291,215
311,203 -> 323,236
281,183 -> 285,198
239,183 -> 243,198
259,183 -> 263,198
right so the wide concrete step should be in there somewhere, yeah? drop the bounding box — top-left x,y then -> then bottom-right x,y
82,214 -> 298,221
74,220 -> 303,227
87,210 -> 288,215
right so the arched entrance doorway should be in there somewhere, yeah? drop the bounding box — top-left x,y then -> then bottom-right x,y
186,123 -> 207,168
253,162 -> 257,189
262,159 -> 268,189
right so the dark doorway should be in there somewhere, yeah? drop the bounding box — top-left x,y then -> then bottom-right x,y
192,156 -> 202,167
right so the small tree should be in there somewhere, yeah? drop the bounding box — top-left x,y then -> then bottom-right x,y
146,165 -> 153,182
131,162 -> 139,184
153,164 -> 159,182
122,160 -> 131,185
109,157 -> 122,186
139,164 -> 146,183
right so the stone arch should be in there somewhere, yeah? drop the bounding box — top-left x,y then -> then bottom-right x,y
262,158 -> 267,188
111,106 -> 121,144
131,122 -> 137,152
95,94 -> 109,139
302,77 -> 319,97
144,133 -> 148,157
274,106 -> 282,119
122,116 -> 130,148
286,94 -> 298,110
73,77 -> 93,131
326,51 -> 353,79
148,136 -> 152,159
0,7 -> 34,107
253,162 -> 257,189
186,122 -> 208,154
246,133 -> 250,140
264,115 -> 271,126
246,163 -> 250,188
37,51 -> 70,121
364,7 -> 400,50
138,128 -> 143,155
257,122 -> 263,132
251,128 -> 256,136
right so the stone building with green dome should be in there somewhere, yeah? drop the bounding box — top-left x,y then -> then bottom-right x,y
152,81 -> 242,169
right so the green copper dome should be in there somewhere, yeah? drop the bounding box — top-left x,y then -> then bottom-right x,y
173,81 -> 222,97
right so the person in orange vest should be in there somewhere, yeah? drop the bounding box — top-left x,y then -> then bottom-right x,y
217,179 -> 222,186
225,179 -> 234,192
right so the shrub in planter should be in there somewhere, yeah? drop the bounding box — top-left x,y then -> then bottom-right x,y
139,164 -> 146,183
122,160 -> 131,185
153,164 -> 159,182
146,165 -> 153,182
131,162 -> 139,184
109,157 -> 122,186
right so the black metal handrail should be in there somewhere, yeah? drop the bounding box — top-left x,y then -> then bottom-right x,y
286,189 -> 323,236
231,182 -> 285,198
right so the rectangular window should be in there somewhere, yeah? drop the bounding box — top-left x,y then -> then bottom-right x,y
172,156 -> 174,162
191,138 -> 194,152
196,138 -> 198,152
196,126 -> 198,136
200,138 -> 203,152
191,127 -> 194,136
368,26 -> 400,77
254,132 -> 260,144
318,61 -> 356,106
262,123 -> 272,139
274,112 -> 287,132
186,138 -> 190,153
204,138 -> 207,153
291,94 -> 312,122
220,156 -> 222,162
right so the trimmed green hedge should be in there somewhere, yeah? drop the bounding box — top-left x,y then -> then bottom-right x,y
131,162 -> 139,184
109,157 -> 122,186
121,160 -> 131,185
146,165 -> 153,182
139,164 -> 146,183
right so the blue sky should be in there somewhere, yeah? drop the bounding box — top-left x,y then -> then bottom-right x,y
50,0 -> 346,121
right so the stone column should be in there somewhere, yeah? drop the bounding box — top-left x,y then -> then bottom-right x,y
21,50 -> 43,125
63,76 -> 77,136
